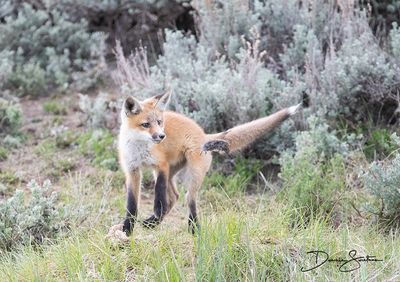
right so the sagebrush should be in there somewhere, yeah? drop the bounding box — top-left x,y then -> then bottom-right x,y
0,1 -> 106,96
0,180 -> 67,252
363,151 -> 400,228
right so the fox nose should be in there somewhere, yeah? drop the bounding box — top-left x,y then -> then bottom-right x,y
152,133 -> 166,142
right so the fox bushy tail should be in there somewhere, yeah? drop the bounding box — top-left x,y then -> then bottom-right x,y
202,104 -> 301,154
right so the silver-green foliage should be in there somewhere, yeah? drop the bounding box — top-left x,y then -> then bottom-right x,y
363,152 -> 400,228
0,97 -> 22,135
279,117 -> 351,224
127,30 -> 289,136
320,30 -> 400,118
0,2 -> 106,96
389,22 -> 400,59
163,30 -> 287,132
193,0 -> 259,58
0,180 -> 67,251
115,0 -> 400,157
79,92 -> 109,129
257,1 -> 400,121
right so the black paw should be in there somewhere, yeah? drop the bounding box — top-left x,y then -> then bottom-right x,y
122,218 -> 134,235
188,218 -> 200,235
201,139 -> 230,153
142,215 -> 160,229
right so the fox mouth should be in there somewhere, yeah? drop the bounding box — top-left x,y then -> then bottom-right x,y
152,139 -> 163,144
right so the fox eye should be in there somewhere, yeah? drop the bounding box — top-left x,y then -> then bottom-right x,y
141,122 -> 150,128
157,120 -> 162,125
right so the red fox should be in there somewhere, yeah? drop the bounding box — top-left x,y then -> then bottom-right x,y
119,91 -> 301,234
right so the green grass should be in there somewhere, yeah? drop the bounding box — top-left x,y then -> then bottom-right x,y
1,144 -> 399,281
77,130 -> 119,171
203,157 -> 262,196
0,206 -> 398,281
364,128 -> 399,160
0,176 -> 399,281
279,152 -> 349,227
34,139 -> 57,160
0,146 -> 8,161
43,101 -> 67,116
0,170 -> 21,186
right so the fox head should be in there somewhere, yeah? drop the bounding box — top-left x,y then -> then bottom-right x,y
121,91 -> 171,144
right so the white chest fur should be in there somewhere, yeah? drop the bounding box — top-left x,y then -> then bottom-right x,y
119,128 -> 156,172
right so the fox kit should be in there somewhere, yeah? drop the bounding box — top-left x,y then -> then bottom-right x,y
118,91 -> 301,234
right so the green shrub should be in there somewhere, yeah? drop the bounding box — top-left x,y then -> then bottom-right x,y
0,2 -> 106,96
78,129 -> 118,171
204,157 -> 262,196
320,30 -> 400,121
2,135 -> 22,148
0,170 -> 20,186
0,97 -> 22,135
55,129 -> 78,149
0,180 -> 68,252
365,0 -> 400,35
257,1 -> 400,124
78,92 -> 110,129
43,101 -> 67,115
255,0 -> 343,64
0,146 -> 8,161
59,0 -> 192,56
389,22 -> 400,59
364,128 -> 400,160
111,0 -> 400,160
159,30 -> 286,133
192,0 -> 258,58
280,151 -> 347,226
278,117 -> 351,225
283,116 -> 355,159
0,97 -> 23,149
363,152 -> 400,229
114,29 -> 297,156
34,139 -> 57,160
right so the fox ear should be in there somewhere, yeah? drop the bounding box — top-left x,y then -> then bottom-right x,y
153,90 -> 171,110
124,96 -> 142,116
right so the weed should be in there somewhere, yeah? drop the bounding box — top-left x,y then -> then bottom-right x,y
43,101 -> 67,115
55,129 -> 78,149
34,139 -> 57,160
279,152 -> 347,227
77,130 -> 118,171
0,146 -> 8,161
0,170 -> 20,186
0,97 -> 22,135
0,194 -> 398,280
48,159 -> 76,179
363,152 -> 400,229
0,180 -> 67,252
364,128 -> 399,160
204,157 -> 262,196
78,93 -> 110,129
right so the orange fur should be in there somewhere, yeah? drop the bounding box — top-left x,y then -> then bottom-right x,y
118,92 -> 300,233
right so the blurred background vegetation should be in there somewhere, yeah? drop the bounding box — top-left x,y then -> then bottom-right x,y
1,0 -> 400,280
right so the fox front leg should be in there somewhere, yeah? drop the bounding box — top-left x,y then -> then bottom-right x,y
143,171 -> 169,228
123,170 -> 141,235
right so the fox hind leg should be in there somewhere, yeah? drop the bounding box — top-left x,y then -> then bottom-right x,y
167,178 -> 179,212
185,153 -> 212,234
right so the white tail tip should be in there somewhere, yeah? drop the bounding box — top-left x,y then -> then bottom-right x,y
288,103 -> 302,116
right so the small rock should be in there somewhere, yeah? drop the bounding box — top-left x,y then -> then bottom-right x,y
105,223 -> 130,244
